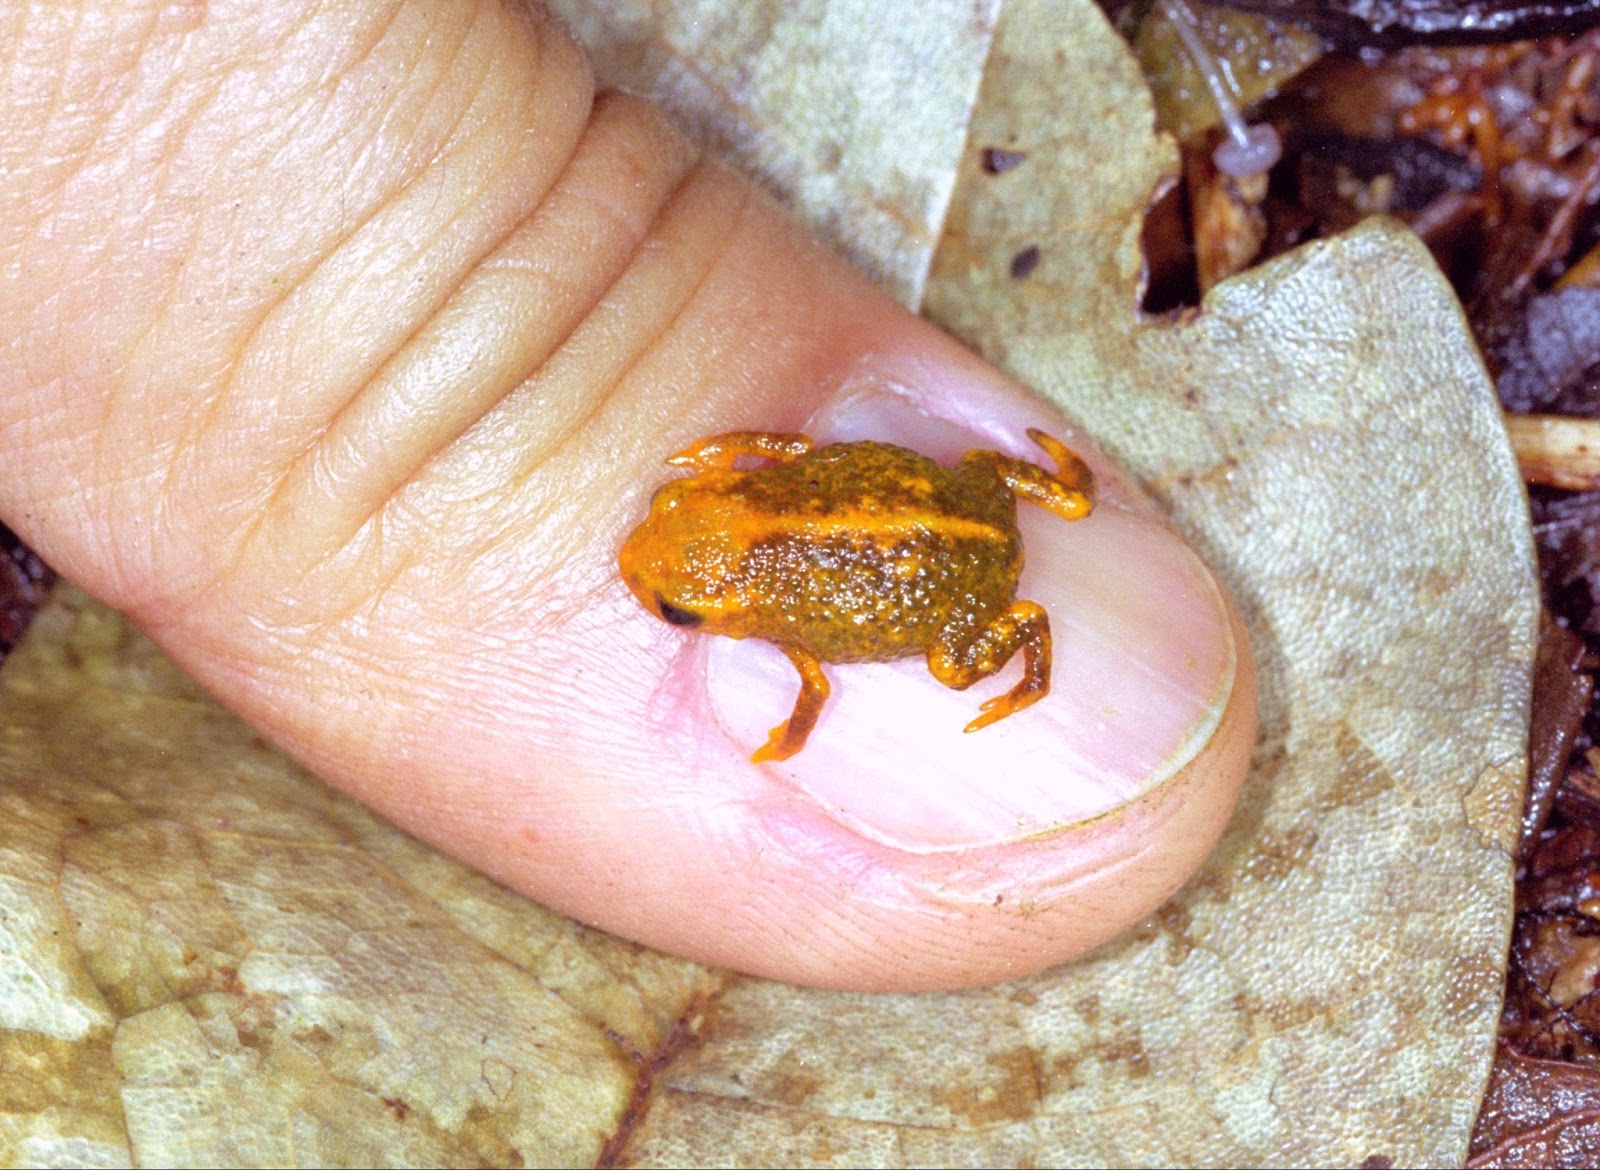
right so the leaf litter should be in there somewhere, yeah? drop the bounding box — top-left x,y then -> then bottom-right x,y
1123,4 -> 1600,1165
0,0 -> 1558,1165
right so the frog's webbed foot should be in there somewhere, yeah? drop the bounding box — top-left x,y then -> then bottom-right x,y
928,601 -> 1052,734
963,429 -> 1095,522
752,644 -> 831,763
667,432 -> 814,473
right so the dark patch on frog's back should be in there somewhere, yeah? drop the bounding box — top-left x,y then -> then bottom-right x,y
730,440 -> 1015,528
733,527 -> 1023,663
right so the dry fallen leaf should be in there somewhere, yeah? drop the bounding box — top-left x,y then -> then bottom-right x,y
544,0 -> 1000,309
0,588 -> 718,1165
622,0 -> 1536,1164
0,0 -> 1537,1166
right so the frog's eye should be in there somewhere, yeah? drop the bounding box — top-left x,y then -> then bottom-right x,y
655,595 -> 704,628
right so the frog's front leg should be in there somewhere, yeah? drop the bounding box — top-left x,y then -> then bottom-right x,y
751,644 -> 831,763
667,432 -> 814,473
928,601 -> 1052,733
962,428 -> 1095,522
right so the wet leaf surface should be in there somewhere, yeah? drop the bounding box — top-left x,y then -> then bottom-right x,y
1470,1047 -> 1600,1166
1519,620 -> 1592,857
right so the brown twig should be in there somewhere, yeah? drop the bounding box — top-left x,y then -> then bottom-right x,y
1506,413 -> 1600,489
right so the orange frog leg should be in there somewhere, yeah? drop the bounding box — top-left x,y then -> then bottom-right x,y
667,431 -> 814,473
928,601 -> 1052,733
751,644 -> 831,763
962,428 -> 1095,521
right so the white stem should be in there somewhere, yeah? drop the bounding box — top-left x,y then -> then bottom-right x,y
1159,0 -> 1282,177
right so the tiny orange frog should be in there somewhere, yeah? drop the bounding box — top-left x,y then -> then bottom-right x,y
619,429 -> 1096,762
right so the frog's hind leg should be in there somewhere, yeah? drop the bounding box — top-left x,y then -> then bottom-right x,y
752,644 -> 831,763
667,432 -> 813,473
928,601 -> 1052,733
962,429 -> 1095,522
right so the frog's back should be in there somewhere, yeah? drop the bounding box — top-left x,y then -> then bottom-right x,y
728,441 -> 1022,662
737,441 -> 1008,521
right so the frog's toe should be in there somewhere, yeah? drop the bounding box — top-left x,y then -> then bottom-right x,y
751,644 -> 830,762
962,708 -> 1002,734
752,722 -> 805,763
963,688 -> 1042,734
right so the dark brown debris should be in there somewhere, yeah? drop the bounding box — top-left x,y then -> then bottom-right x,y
1009,244 -> 1042,278
982,147 -> 1028,174
1469,1046 -> 1600,1166
1493,287 -> 1600,414
0,523 -> 51,659
1520,619 -> 1593,860
1214,0 -> 1600,48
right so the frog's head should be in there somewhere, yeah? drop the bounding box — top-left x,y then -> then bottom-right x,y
619,476 -> 755,638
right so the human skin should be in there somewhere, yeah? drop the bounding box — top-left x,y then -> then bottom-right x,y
0,0 -> 1256,990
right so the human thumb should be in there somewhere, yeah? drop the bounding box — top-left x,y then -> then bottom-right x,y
0,0 -> 1254,990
